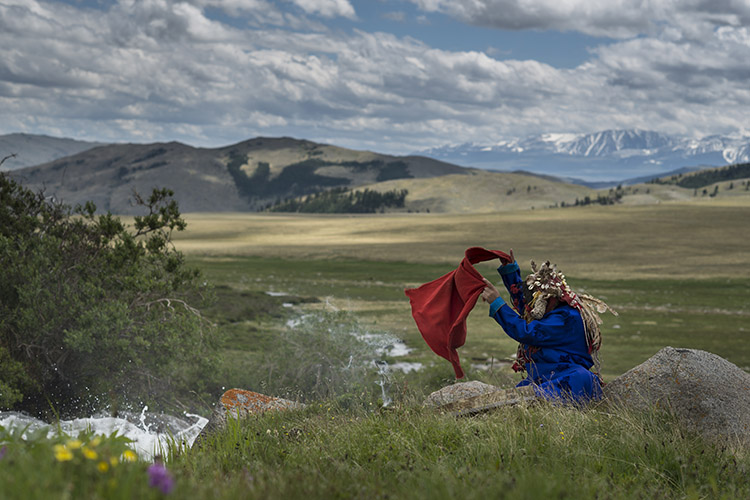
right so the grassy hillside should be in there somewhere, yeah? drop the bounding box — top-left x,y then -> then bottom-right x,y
649,162 -> 750,188
0,133 -> 104,170
362,169 -> 596,212
12,133 -> 750,215
263,163 -> 750,214
10,137 -> 466,214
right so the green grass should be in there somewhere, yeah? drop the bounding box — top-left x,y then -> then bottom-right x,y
6,400 -> 748,499
5,203 -> 750,498
189,255 -> 750,384
176,401 -> 749,499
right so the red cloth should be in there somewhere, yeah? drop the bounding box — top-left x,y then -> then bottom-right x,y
405,247 -> 512,379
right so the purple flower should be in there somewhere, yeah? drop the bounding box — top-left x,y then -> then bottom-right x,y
147,463 -> 175,495
0,446 -> 7,460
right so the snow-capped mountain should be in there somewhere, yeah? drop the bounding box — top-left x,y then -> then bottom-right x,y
419,129 -> 750,185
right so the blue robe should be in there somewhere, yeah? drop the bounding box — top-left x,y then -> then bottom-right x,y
488,262 -> 602,403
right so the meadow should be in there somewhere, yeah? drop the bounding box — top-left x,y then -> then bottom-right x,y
176,197 -> 750,383
3,198 -> 750,498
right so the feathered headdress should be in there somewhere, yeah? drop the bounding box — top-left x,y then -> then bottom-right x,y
519,260 -> 617,376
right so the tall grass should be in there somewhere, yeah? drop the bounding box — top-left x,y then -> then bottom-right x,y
172,398 -> 747,499
4,397 -> 747,499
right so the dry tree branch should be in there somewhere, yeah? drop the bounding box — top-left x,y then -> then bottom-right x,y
143,297 -> 201,316
1,153 -> 17,168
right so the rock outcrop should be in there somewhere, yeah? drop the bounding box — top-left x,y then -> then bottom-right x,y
604,346 -> 750,444
193,389 -> 305,446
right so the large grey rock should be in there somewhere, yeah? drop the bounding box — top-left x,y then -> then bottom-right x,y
193,389 -> 305,447
604,346 -> 750,443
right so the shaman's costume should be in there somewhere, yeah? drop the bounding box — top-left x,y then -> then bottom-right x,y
489,260 -> 616,403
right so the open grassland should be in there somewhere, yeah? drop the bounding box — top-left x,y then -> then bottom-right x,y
189,255 -> 749,387
5,201 -> 750,499
175,199 -> 750,387
175,197 -> 750,279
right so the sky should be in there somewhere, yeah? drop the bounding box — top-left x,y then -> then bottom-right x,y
2,0 -> 750,154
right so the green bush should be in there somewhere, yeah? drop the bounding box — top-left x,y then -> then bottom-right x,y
0,173 -> 219,417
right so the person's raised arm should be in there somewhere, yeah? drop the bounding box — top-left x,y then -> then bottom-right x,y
497,249 -> 525,313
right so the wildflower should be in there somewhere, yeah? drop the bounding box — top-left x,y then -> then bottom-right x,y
110,456 -> 119,467
54,444 -> 74,462
89,437 -> 102,447
98,461 -> 110,473
0,445 -> 7,460
82,446 -> 98,460
66,439 -> 83,450
147,463 -> 175,495
122,450 -> 138,462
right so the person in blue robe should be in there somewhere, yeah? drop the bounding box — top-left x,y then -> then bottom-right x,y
481,253 -> 615,404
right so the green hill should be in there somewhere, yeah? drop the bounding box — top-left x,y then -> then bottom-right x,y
8,137 -> 467,214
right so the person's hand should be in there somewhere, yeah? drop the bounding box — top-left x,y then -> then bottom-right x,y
481,278 -> 500,303
500,248 -> 515,266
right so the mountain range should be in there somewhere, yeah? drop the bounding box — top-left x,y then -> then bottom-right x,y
2,131 -> 748,215
5,137 -> 467,214
418,129 -> 750,185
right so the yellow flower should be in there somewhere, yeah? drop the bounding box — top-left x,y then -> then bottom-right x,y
97,461 -> 110,473
89,437 -> 102,447
109,456 -> 119,467
54,444 -> 73,462
82,446 -> 98,460
66,439 -> 83,450
122,450 -> 138,462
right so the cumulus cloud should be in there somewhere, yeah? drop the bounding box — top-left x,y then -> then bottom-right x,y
289,0 -> 356,19
0,0 -> 749,152
408,0 -> 750,39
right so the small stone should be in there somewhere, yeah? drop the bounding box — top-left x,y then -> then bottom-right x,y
193,389 -> 304,446
423,381 -> 500,408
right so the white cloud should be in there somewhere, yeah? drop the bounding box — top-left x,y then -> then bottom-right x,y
1,0 -> 749,152
383,10 -> 406,22
289,0 -> 356,19
407,0 -> 750,39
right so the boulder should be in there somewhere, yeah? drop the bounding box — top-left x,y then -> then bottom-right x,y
604,346 -> 750,444
193,388 -> 305,446
424,381 -> 537,416
424,381 -> 499,408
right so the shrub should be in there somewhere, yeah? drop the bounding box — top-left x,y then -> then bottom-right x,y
0,172 -> 219,417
